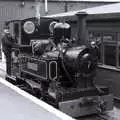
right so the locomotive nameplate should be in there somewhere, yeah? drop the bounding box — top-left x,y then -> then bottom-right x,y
27,62 -> 38,71
20,56 -> 48,80
19,55 -> 58,81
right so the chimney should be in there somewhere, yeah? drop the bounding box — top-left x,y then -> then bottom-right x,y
76,12 -> 88,45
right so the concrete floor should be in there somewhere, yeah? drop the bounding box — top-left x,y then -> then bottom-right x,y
0,61 -> 6,79
0,81 -> 63,120
0,69 -> 6,79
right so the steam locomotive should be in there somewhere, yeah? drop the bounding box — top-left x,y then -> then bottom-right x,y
5,12 -> 113,117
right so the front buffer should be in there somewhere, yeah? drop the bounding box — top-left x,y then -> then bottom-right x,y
49,86 -> 113,118
59,94 -> 113,117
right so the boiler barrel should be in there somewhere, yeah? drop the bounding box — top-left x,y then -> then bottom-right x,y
63,45 -> 97,74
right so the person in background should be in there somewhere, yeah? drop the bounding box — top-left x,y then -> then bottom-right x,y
1,25 -> 14,76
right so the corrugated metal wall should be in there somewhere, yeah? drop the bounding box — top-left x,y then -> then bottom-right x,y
42,1 -> 115,15
0,3 -> 21,37
0,1 -> 36,37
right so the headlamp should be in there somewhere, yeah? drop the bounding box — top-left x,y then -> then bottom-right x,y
23,21 -> 35,34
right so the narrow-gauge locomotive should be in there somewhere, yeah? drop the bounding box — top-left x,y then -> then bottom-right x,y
5,12 -> 113,118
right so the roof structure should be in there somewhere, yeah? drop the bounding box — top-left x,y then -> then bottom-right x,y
44,3 -> 120,20
48,0 -> 119,2
0,0 -> 118,3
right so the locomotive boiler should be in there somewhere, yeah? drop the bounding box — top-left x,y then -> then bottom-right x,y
5,12 -> 113,118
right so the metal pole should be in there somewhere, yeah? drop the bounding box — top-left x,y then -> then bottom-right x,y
65,1 -> 68,12
35,0 -> 41,18
45,0 -> 48,13
1,44 -> 6,62
35,0 -> 41,25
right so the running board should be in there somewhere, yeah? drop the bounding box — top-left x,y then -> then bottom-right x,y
6,75 -> 16,81
6,74 -> 17,85
25,79 -> 41,90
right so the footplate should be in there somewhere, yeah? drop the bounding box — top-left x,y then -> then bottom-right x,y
59,94 -> 113,117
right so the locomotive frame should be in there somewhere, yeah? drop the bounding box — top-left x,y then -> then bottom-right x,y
5,12 -> 113,118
